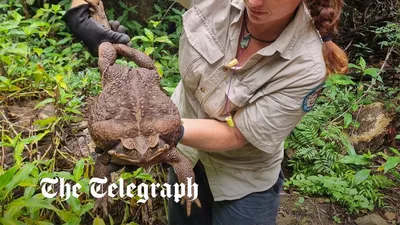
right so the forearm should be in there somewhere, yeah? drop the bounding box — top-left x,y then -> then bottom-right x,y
179,118 -> 247,152
71,0 -> 87,8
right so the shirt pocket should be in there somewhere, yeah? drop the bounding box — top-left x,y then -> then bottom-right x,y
179,5 -> 225,93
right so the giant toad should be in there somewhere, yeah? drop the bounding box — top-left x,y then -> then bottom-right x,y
85,0 -> 200,217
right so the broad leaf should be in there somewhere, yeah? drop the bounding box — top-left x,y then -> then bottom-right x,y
354,169 -> 370,185
73,159 -> 85,181
384,157 -> 400,173
144,28 -> 154,42
339,155 -> 371,165
343,113 -> 352,128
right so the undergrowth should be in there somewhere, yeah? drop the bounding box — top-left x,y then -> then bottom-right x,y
284,60 -> 400,212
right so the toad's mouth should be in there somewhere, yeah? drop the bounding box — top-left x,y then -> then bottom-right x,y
107,142 -> 170,163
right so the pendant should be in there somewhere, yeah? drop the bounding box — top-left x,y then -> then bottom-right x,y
240,33 -> 251,49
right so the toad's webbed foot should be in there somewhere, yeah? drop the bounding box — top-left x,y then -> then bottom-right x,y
180,190 -> 202,217
93,195 -> 110,218
98,42 -> 117,75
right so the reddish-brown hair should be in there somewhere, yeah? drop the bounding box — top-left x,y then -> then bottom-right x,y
305,0 -> 348,75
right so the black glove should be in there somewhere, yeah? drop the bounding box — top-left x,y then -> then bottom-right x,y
62,4 -> 131,56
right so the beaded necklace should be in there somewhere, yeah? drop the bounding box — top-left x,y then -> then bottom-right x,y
240,10 -> 277,49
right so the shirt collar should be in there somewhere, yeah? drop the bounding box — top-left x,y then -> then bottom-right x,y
230,1 -> 312,60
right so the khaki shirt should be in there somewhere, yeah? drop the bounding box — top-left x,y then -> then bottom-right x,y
171,0 -> 326,201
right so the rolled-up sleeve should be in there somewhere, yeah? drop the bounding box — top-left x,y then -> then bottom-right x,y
234,91 -> 307,153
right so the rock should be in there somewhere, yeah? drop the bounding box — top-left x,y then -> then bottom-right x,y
384,211 -> 397,221
354,214 -> 389,225
349,102 -> 394,153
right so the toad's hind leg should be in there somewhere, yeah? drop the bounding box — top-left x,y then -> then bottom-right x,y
161,148 -> 201,217
92,153 -> 112,218
114,44 -> 155,70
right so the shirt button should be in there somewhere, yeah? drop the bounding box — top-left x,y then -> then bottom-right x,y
200,87 -> 205,92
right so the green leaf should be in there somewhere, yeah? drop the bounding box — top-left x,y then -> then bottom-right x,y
135,173 -> 156,183
155,61 -> 163,76
57,210 -> 81,224
4,204 -> 24,218
33,116 -> 58,127
77,178 -> 90,194
154,36 -> 174,45
359,57 -> 366,70
9,197 -> 59,212
384,157 -> 400,173
33,47 -> 44,56
354,169 -> 371,185
6,43 -> 28,57
73,159 -> 85,181
57,37 -> 72,45
389,147 -> 400,156
339,155 -> 371,165
51,4 -> 61,13
162,87 -> 175,95
12,11 -> 23,22
349,189 -> 358,195
21,130 -> 50,145
0,76 -> 9,84
56,171 -> 75,180
144,28 -> 154,42
7,85 -> 21,92
329,74 -> 356,86
363,68 -> 380,78
64,107 -> 83,115
66,196 -> 81,213
348,63 -> 361,70
14,142 -> 24,166
5,163 -> 35,195
24,186 -> 36,197
144,47 -> 155,55
34,98 -> 55,109
26,0 -> 36,5
37,222 -> 54,225
93,217 -> 107,225
19,177 -> 38,187
396,135 -> 400,140
351,104 -> 359,112
119,1 -> 128,9
79,203 -> 94,216
343,113 -> 352,128
0,166 -> 18,190
0,218 -> 26,225
131,35 -> 150,43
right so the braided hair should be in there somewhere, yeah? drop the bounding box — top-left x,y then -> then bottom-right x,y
305,0 -> 348,75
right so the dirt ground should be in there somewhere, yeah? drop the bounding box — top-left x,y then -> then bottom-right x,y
277,190 -> 400,225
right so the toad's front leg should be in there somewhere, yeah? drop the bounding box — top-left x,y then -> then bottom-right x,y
92,152 -> 112,218
161,148 -> 201,216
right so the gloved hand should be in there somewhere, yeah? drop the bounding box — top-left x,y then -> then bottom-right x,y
62,4 -> 131,56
